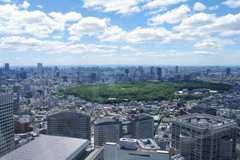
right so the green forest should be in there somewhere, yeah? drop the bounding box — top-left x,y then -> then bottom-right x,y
56,81 -> 232,104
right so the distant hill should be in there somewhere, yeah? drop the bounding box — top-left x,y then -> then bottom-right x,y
57,81 -> 232,104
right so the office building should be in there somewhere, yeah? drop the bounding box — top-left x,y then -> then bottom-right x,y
1,135 -> 90,160
37,63 -> 43,74
91,73 -> 97,81
125,69 -> 129,77
104,138 -> 170,160
94,119 -> 122,146
130,115 -> 154,139
150,66 -> 154,75
0,93 -> 15,157
157,67 -> 162,80
171,113 -> 237,160
22,71 -> 27,79
227,68 -> 231,75
175,66 -> 178,75
23,83 -> 31,93
47,111 -> 91,140
4,63 -> 9,72
63,76 -> 68,82
0,68 -> 2,75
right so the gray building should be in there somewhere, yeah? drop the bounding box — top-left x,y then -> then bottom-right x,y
0,93 -> 14,157
4,63 -> 9,72
130,115 -> 154,139
94,119 -> 122,146
47,111 -> 91,140
171,113 -> 237,160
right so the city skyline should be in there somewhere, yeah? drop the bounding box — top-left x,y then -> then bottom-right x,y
0,0 -> 240,66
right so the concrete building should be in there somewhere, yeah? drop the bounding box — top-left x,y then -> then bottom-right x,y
1,135 -> 90,160
104,138 -> 170,160
130,115 -> 154,139
37,63 -> 43,74
4,63 -> 9,72
151,66 -> 154,75
94,119 -> 122,146
157,67 -> 162,80
0,93 -> 14,157
171,113 -> 237,160
14,117 -> 30,133
175,66 -> 179,75
63,76 -> 68,82
23,83 -> 31,93
226,68 -> 231,75
47,111 -> 91,140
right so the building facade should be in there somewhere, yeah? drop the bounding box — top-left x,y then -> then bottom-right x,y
94,119 -> 122,146
171,113 -> 237,160
47,111 -> 91,140
0,93 -> 14,157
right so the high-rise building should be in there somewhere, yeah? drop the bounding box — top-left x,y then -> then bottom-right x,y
157,67 -> 162,80
22,71 -> 27,79
238,68 -> 240,75
4,63 -> 9,72
91,73 -> 97,81
227,68 -> 231,75
94,119 -> 122,146
23,83 -> 31,93
125,69 -> 129,77
104,138 -> 169,160
0,68 -> 2,75
37,63 -> 43,74
0,93 -> 15,156
47,111 -> 91,140
130,115 -> 154,139
62,76 -> 68,82
171,113 -> 236,160
150,66 -> 154,75
175,66 -> 179,75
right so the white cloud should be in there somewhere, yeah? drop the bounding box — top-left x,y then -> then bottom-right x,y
52,35 -> 64,39
0,36 -> 116,54
82,0 -> 144,14
222,0 -> 240,8
148,5 -> 190,25
194,37 -> 235,50
144,7 -> 167,16
68,17 -> 109,36
135,52 -> 156,55
19,1 -> 30,9
120,46 -> 138,51
143,0 -> 187,9
193,2 -> 206,11
173,12 -> 240,37
37,5 -> 43,9
209,5 -> 219,10
68,36 -> 80,41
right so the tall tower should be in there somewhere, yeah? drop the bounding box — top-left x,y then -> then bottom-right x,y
0,93 -> 15,156
94,119 -> 122,146
175,66 -> 179,75
157,67 -> 162,81
37,63 -> 43,74
4,63 -> 9,72
150,66 -> 154,75
226,68 -> 231,75
47,111 -> 91,140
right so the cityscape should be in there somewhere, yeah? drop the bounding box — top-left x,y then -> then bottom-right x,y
0,63 -> 240,160
1,0 -> 240,160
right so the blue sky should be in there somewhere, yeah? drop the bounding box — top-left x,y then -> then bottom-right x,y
0,0 -> 240,66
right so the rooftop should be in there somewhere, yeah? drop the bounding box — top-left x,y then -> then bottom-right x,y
1,135 -> 90,160
173,113 -> 236,130
94,118 -> 120,126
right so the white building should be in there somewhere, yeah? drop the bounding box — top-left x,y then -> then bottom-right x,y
0,93 -> 15,157
104,138 -> 170,160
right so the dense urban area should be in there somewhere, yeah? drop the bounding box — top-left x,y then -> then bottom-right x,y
1,63 -> 240,160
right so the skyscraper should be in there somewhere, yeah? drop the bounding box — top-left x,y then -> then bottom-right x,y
63,76 -> 68,82
150,66 -> 154,75
175,66 -> 178,75
4,63 -> 9,72
227,68 -> 231,75
37,63 -> 43,74
130,115 -> 154,139
47,111 -> 91,140
171,113 -> 236,160
0,93 -> 15,156
94,119 -> 122,146
157,67 -> 162,80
